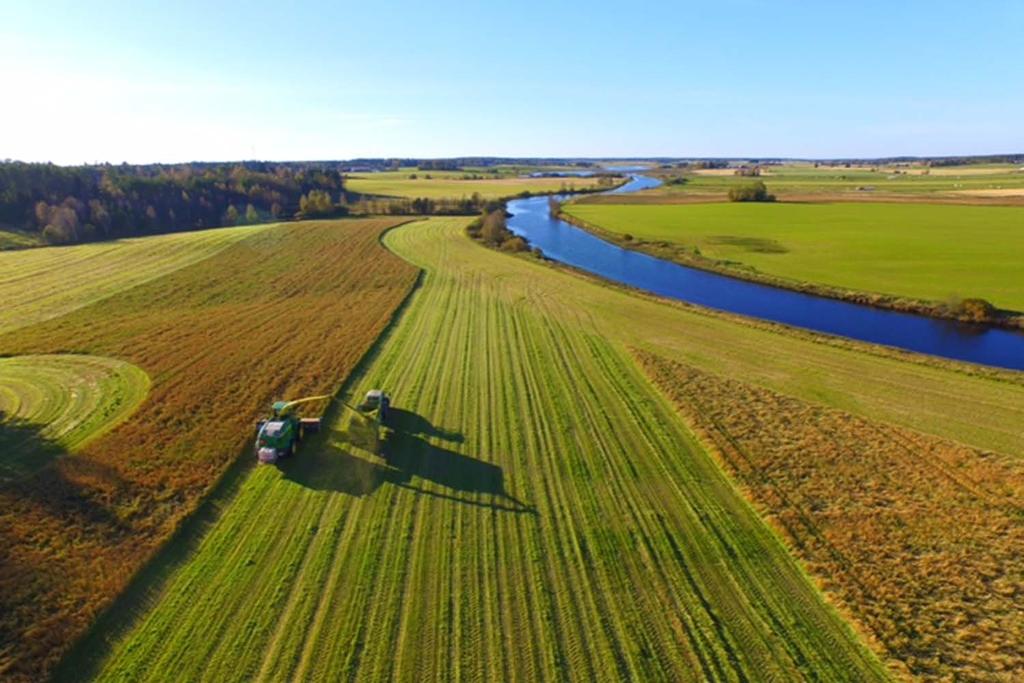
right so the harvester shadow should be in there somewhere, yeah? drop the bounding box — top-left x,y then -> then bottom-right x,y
284,412 -> 533,514
381,431 -> 534,514
282,426 -> 389,497
387,407 -> 464,443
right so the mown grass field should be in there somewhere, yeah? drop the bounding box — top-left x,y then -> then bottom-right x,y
0,355 -> 148,481
0,219 -> 418,682
638,351 -> 1024,679
345,171 -> 607,199
89,218 -> 1024,681
90,216 -> 886,681
0,223 -> 266,334
565,202 -> 1024,311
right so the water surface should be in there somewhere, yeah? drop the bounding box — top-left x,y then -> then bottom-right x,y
506,177 -> 1024,371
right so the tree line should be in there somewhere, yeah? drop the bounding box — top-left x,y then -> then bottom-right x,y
0,161 -> 347,244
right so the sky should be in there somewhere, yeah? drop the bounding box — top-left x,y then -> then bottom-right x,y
1,0 -> 1022,164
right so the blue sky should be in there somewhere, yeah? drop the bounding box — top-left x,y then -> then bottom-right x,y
1,0 -> 1022,163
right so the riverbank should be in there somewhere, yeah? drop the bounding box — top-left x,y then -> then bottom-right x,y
554,205 -> 1024,331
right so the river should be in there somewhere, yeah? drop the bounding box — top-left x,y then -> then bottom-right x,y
506,174 -> 1024,371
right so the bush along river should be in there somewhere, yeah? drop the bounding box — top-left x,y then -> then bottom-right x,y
506,174 -> 1024,371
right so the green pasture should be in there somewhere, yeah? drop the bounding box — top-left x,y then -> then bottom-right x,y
566,201 -> 1024,310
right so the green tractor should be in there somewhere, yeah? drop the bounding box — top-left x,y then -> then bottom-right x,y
255,395 -> 329,464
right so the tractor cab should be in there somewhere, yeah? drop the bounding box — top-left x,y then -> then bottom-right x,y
360,389 -> 390,422
255,396 -> 325,464
256,416 -> 298,463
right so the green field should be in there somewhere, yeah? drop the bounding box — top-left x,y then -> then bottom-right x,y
651,162 -> 1024,197
345,170 -> 609,199
0,354 -> 148,480
83,218 -> 1024,681
565,201 -> 1024,311
0,223 -> 268,334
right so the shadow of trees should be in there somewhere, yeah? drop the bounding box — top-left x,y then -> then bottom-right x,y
283,408 -> 533,514
0,414 -> 134,534
0,411 -> 66,482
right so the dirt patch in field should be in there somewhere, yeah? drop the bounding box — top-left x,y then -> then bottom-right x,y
931,166 -> 1022,176
635,349 -> 1024,681
691,168 -> 740,176
953,188 -> 1024,197
707,235 -> 788,253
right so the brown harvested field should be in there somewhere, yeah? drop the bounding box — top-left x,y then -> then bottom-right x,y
634,349 -> 1024,681
0,218 -> 417,682
954,188 -> 1024,197
691,167 -> 741,176
930,166 -> 1023,176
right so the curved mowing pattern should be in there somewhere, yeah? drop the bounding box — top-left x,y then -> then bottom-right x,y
0,219 -> 418,683
0,354 -> 149,480
93,219 -> 887,682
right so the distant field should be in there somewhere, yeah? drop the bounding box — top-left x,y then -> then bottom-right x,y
565,202 -> 1024,311
0,219 -> 418,682
0,355 -> 148,481
0,224 -> 267,334
655,163 -> 1024,197
86,218 -> 1024,681
346,170 -> 609,199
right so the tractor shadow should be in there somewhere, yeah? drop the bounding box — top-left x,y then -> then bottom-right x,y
386,407 -> 464,443
284,409 -> 533,514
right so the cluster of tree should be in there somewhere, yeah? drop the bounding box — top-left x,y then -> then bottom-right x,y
690,160 -> 730,170
947,297 -> 999,323
819,154 -> 1023,167
341,157 -> 602,171
0,161 -> 346,244
417,159 -> 463,171
465,208 -> 530,253
926,155 -> 1024,167
734,166 -> 762,177
297,189 -> 343,218
728,181 -> 776,202
349,194 -> 499,217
